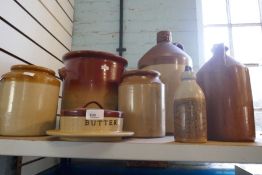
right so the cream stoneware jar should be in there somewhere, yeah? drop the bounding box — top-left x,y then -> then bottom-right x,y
59,102 -> 124,133
0,65 -> 60,136
119,70 -> 165,137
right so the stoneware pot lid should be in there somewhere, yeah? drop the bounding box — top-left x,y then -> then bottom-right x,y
122,70 -> 161,79
61,101 -> 123,118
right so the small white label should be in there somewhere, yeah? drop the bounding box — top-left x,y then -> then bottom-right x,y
86,109 -> 104,120
23,72 -> 35,77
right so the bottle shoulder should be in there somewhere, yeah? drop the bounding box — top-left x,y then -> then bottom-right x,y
174,80 -> 205,100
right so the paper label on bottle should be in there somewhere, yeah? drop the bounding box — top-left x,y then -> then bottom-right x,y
86,109 -> 104,120
23,72 -> 35,77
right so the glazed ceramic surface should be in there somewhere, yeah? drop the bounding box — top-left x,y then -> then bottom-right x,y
174,66 -> 207,143
60,117 -> 123,133
60,50 -> 127,110
119,70 -> 165,137
196,44 -> 255,142
0,65 -> 60,136
59,101 -> 124,133
46,130 -> 134,141
138,31 -> 192,134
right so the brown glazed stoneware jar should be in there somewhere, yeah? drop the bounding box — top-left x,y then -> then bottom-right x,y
0,65 -> 60,136
196,43 -> 255,142
119,70 -> 165,137
59,50 -> 128,111
138,31 -> 192,134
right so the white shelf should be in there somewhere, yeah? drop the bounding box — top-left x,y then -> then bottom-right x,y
0,136 -> 262,163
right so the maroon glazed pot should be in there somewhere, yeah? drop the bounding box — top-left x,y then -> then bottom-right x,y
59,50 -> 128,110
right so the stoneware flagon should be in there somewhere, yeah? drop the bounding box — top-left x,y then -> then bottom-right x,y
59,50 -> 128,111
196,43 -> 255,142
138,31 -> 192,134
0,65 -> 60,136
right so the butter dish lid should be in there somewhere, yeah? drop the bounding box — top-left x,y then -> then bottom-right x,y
61,101 -> 123,118
61,109 -> 123,118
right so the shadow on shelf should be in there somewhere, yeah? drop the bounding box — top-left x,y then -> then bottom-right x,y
38,159 -> 235,175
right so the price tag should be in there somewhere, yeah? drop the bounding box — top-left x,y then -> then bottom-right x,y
86,109 -> 104,120
23,72 -> 35,77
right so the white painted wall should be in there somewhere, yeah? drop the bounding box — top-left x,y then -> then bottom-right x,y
72,0 -> 200,69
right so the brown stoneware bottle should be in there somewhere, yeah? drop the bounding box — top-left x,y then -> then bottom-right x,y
138,31 -> 192,134
196,43 -> 255,142
59,50 -> 128,111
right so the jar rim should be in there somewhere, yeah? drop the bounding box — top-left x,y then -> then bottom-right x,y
63,50 -> 128,67
122,70 -> 160,79
11,65 -> 56,76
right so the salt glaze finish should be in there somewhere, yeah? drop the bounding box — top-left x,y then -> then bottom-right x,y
59,50 -> 128,110
138,31 -> 192,134
174,66 -> 207,143
196,44 -> 255,142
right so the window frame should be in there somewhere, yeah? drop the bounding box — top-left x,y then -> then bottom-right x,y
198,0 -> 262,111
200,0 -> 262,63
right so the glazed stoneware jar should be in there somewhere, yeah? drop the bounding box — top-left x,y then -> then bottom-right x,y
196,43 -> 255,142
0,65 -> 60,136
59,50 -> 128,111
138,31 -> 192,134
118,70 -> 165,137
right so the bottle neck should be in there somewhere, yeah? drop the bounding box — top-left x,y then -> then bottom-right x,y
157,31 -> 172,43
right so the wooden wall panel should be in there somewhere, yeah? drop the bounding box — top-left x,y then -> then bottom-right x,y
0,0 -> 74,174
0,1 -> 68,61
57,0 -> 74,21
69,0 -> 74,7
39,0 -> 73,35
16,0 -> 72,49
0,51 -> 26,76
0,21 -> 64,75
21,157 -> 59,175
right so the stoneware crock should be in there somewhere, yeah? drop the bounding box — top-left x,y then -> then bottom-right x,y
0,65 -> 60,136
119,70 -> 165,137
138,31 -> 192,134
196,43 -> 255,142
59,50 -> 128,111
59,101 -> 124,133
